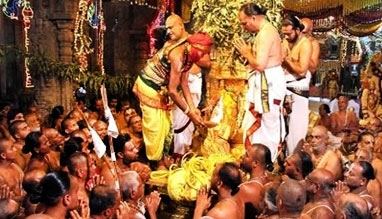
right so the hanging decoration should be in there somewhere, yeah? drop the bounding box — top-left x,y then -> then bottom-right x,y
283,0 -> 342,18
1,0 -> 34,88
112,0 -> 159,9
180,0 -> 193,23
73,0 -> 93,73
168,0 -> 174,13
342,21 -> 382,37
313,16 -> 338,32
21,0 -> 33,88
283,0 -> 382,37
147,0 -> 169,57
1,0 -> 20,20
87,1 -> 99,28
74,0 -> 106,74
0,44 -> 135,97
97,0 -> 106,75
342,0 -> 382,17
81,0 -> 105,73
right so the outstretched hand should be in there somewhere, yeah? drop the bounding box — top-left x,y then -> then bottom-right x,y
189,109 -> 205,127
129,162 -> 151,182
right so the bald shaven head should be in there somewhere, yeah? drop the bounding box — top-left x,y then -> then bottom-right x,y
301,18 -> 313,35
277,179 -> 306,214
165,14 -> 187,41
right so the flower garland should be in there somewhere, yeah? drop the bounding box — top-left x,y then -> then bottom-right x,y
97,1 -> 106,75
75,0 -> 106,74
0,44 -> 135,97
73,0 -> 93,73
1,0 -> 135,96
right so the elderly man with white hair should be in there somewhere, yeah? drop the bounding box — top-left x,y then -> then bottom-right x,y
119,171 -> 161,219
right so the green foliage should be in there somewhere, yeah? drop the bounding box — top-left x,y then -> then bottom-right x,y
0,44 -> 134,97
191,0 -> 284,69
192,0 -> 248,49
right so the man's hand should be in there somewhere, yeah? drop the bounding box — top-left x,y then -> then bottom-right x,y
0,184 -> 15,200
331,180 -> 349,201
69,210 -> 83,219
282,57 -> 292,71
189,109 -> 204,127
116,201 -> 130,219
129,162 -> 151,182
201,106 -> 213,118
193,187 -> 211,219
145,191 -> 161,219
233,38 -> 252,59
302,142 -> 311,153
85,175 -> 106,192
69,199 -> 89,219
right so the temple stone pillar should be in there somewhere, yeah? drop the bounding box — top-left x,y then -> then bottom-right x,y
17,0 -> 78,116
46,0 -> 78,114
55,21 -> 75,111
56,22 -> 74,63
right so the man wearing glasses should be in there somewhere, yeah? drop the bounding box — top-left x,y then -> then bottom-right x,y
302,168 -> 336,219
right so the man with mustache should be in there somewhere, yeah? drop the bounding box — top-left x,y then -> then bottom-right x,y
281,15 -> 312,156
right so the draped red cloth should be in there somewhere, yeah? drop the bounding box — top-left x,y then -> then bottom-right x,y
187,31 -> 214,53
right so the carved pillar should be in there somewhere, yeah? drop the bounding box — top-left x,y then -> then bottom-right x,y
48,0 -> 77,111
56,21 -> 74,63
55,21 -> 75,110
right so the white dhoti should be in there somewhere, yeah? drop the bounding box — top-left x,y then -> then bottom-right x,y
242,66 -> 286,162
172,73 -> 202,155
285,72 -> 311,155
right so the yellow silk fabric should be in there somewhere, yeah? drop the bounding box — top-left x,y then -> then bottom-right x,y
134,77 -> 172,161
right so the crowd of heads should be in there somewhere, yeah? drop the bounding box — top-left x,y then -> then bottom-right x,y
0,96 -> 156,218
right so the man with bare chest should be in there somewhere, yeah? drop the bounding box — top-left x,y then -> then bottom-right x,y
9,120 -> 31,170
301,18 -> 320,75
234,3 -> 286,161
133,14 -> 212,162
0,138 -> 25,202
238,144 -> 278,219
302,168 -> 336,219
194,162 -> 244,219
330,95 -> 358,141
281,15 -> 312,156
307,126 -> 342,180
